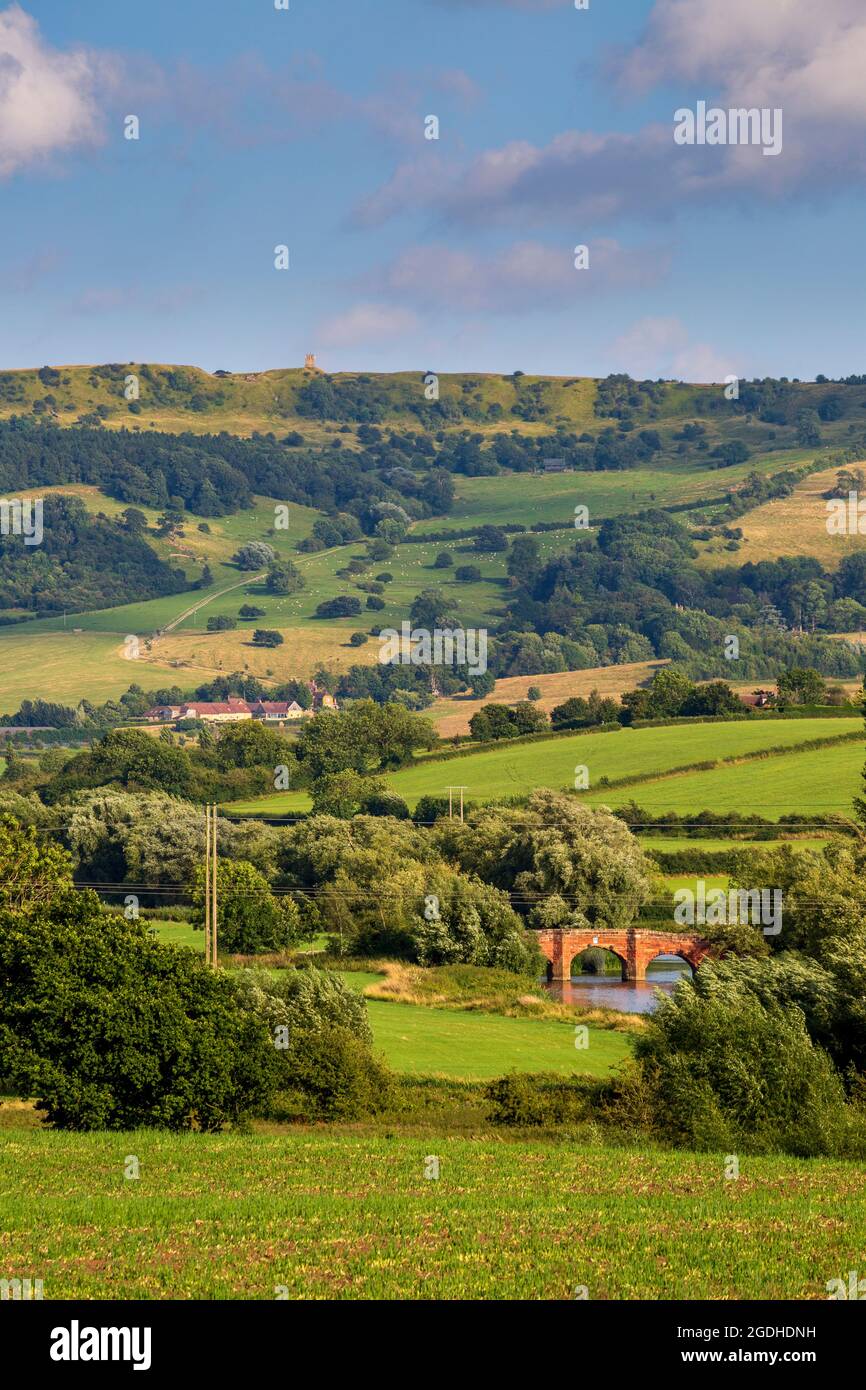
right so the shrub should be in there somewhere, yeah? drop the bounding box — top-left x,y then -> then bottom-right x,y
234,965 -> 372,1043
280,1026 -> 393,1119
363,788 -> 411,819
455,565 -> 482,582
233,541 -> 276,570
0,902 -> 275,1130
486,1073 -> 547,1126
634,972 -> 857,1156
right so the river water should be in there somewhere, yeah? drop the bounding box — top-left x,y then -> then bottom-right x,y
543,956 -> 691,1014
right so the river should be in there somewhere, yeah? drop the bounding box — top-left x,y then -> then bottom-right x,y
543,955 -> 691,1013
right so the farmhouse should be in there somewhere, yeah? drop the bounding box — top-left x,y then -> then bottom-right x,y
145,704 -> 183,722
144,682 -> 338,725
737,689 -> 774,710
249,700 -> 305,722
309,679 -> 338,711
179,698 -> 252,724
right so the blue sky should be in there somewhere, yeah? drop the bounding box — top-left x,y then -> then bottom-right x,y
1,0 -> 864,379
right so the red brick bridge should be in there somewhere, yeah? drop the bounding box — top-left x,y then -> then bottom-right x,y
536,927 -> 712,983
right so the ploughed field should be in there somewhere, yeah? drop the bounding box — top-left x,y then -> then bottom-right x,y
1,1129 -> 862,1299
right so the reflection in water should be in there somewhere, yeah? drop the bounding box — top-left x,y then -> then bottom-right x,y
543,956 -> 691,1014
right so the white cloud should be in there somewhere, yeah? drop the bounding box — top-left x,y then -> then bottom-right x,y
609,316 -> 736,383
616,0 -> 866,118
318,302 -> 419,348
0,4 -> 115,176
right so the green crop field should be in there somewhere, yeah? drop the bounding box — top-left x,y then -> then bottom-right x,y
1,1128 -> 862,1299
586,738 -> 864,819
226,717 -> 862,817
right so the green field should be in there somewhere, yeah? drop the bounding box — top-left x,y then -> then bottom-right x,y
362,998 -> 628,1079
149,920 -> 203,953
585,740 -> 863,819
226,717 -> 863,817
640,836 -> 833,854
412,448 -> 819,533
1,1128 -> 862,1298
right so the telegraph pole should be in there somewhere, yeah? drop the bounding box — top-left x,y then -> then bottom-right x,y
204,804 -> 211,964
447,786 -> 467,823
211,803 -> 218,967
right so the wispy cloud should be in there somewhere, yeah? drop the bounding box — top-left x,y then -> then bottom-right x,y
610,316 -> 737,384
367,237 -> 668,312
357,0 -> 866,231
317,302 -> 420,348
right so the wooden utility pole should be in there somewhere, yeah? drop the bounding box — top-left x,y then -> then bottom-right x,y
204,804 -> 211,964
447,786 -> 467,823
211,803 -> 218,967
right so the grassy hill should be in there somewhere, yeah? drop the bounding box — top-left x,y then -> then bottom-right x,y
4,361 -> 865,447
698,462 -> 866,570
2,364 -> 865,707
226,715 -> 862,819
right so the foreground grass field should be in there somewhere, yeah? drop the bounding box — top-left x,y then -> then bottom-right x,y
227,716 -> 862,816
1,1128 -> 862,1299
147,949 -> 629,1078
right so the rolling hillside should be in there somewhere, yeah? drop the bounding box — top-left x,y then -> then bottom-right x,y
2,365 -> 866,708
225,715 -> 863,820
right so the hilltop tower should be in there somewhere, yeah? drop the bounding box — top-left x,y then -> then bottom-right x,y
304,353 -> 320,372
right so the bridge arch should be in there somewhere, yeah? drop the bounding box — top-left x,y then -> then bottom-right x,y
536,927 -> 711,984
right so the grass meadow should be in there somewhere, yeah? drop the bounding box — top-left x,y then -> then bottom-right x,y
226,716 -> 863,817
411,447 -> 818,533
584,738 -> 862,819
